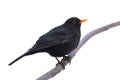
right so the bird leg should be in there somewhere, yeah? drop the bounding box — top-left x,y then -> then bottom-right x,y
55,57 -> 60,63
55,57 -> 65,69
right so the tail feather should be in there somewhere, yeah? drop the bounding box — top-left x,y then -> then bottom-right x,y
8,54 -> 26,66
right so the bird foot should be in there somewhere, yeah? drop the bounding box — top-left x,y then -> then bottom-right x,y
56,61 -> 65,69
62,56 -> 71,64
55,56 -> 71,69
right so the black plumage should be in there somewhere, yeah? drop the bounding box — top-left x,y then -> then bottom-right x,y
8,17 -> 87,66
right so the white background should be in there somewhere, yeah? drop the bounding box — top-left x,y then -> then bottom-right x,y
0,0 -> 120,80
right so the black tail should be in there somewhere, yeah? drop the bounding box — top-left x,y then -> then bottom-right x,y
8,54 -> 26,66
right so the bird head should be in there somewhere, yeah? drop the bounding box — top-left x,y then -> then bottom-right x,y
65,17 -> 87,26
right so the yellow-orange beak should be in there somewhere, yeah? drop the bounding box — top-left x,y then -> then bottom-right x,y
80,19 -> 87,24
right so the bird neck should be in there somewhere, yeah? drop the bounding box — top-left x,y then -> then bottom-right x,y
65,24 -> 81,30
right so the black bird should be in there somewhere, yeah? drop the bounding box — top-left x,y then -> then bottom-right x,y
8,17 -> 87,66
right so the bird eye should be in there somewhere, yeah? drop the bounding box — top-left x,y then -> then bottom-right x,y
72,21 -> 77,24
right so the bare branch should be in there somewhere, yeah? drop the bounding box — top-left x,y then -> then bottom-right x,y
36,20 -> 120,80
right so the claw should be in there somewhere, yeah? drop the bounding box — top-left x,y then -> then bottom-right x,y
55,57 -> 65,69
63,56 -> 71,64
56,62 -> 65,69
55,56 -> 71,69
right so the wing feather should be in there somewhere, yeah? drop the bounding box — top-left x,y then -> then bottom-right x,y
28,27 -> 71,52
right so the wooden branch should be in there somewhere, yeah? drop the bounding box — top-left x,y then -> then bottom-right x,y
36,20 -> 120,80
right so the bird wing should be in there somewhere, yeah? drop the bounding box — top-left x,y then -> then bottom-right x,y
28,28 -> 71,52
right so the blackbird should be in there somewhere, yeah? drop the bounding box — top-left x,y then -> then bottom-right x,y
8,17 -> 87,67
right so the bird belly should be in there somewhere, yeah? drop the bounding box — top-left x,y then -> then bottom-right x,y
44,42 -> 78,57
